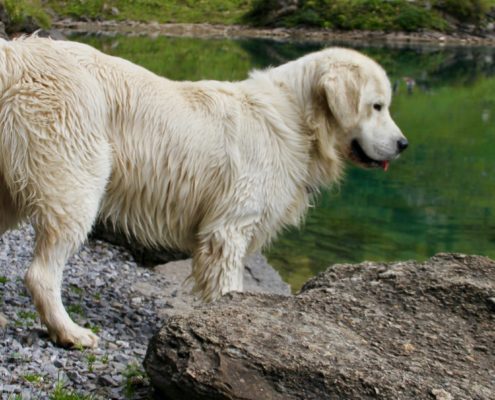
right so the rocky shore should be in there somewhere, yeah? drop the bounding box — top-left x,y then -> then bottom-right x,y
52,19 -> 495,45
1,14 -> 493,46
2,227 -> 494,399
0,225 -> 288,399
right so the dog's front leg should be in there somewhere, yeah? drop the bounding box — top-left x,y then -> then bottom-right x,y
190,225 -> 251,302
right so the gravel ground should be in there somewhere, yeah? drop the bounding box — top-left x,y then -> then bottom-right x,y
0,225 -> 164,399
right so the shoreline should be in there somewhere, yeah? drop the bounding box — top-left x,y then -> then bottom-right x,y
52,19 -> 495,46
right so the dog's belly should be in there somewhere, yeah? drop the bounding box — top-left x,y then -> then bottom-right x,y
99,165 -> 203,253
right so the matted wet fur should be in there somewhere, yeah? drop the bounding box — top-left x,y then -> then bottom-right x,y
0,37 -> 406,347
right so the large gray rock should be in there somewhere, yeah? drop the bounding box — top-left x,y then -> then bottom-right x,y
144,253 -> 495,400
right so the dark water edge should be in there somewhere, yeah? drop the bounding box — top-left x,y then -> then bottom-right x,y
70,33 -> 495,290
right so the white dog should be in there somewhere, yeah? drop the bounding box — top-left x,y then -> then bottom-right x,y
0,37 -> 407,347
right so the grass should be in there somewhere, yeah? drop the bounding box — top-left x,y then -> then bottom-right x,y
3,0 -> 494,32
2,0 -> 51,31
49,380 -> 95,400
66,303 -> 84,317
69,284 -> 84,296
23,373 -> 44,384
85,353 -> 97,373
17,310 -> 37,320
16,310 -> 37,327
88,324 -> 101,334
123,362 -> 148,399
44,0 -> 255,25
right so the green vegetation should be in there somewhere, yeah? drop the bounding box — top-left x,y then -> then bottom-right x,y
88,324 -> 101,334
247,0 -> 494,31
437,0 -> 494,22
2,0 -> 51,31
86,353 -> 97,373
67,303 -> 85,319
49,380 -> 94,400
123,362 -> 148,399
44,0 -> 254,25
23,373 -> 44,384
17,310 -> 37,320
16,310 -> 37,327
69,284 -> 84,296
3,0 -> 493,33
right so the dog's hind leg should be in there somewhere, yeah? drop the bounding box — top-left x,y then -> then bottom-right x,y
14,136 -> 111,347
22,131 -> 111,348
26,226 -> 99,348
23,152 -> 111,348
0,64 -> 111,347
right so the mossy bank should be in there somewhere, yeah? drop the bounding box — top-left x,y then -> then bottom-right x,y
2,0 -> 494,38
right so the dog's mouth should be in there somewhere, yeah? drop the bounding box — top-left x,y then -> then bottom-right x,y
350,139 -> 390,171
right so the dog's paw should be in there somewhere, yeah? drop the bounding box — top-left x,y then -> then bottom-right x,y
49,324 -> 99,349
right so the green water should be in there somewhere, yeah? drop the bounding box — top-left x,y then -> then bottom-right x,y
72,34 -> 495,290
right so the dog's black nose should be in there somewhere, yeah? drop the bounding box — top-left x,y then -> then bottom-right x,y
397,138 -> 409,152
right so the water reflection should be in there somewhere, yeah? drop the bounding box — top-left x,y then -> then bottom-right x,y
72,34 -> 495,290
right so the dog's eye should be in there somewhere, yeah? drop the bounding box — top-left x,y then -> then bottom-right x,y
373,103 -> 382,111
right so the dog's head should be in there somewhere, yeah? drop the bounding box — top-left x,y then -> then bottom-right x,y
318,49 -> 407,170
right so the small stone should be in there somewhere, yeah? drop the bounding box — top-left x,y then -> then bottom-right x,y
131,297 -> 143,306
21,389 -> 32,400
134,347 -> 146,356
0,313 -> 8,329
378,270 -> 398,279
111,362 -> 127,371
43,364 -> 59,377
431,388 -> 453,400
107,342 -> 119,350
3,384 -> 20,392
403,343 -> 415,353
20,330 -> 40,346
487,297 -> 495,311
66,370 -> 82,383
98,374 -> 119,387
116,340 -> 129,348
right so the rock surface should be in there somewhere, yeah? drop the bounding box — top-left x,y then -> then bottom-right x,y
145,253 -> 495,400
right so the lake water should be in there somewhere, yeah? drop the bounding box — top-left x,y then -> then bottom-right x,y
72,34 -> 495,290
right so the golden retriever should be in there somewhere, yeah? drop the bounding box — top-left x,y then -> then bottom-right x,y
0,37 -> 407,347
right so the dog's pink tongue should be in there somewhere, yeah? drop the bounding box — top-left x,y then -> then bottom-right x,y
381,161 -> 390,172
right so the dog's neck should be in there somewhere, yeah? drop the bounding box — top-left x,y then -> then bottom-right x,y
260,55 -> 345,191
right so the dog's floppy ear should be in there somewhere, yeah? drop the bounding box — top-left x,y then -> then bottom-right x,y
319,64 -> 363,130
